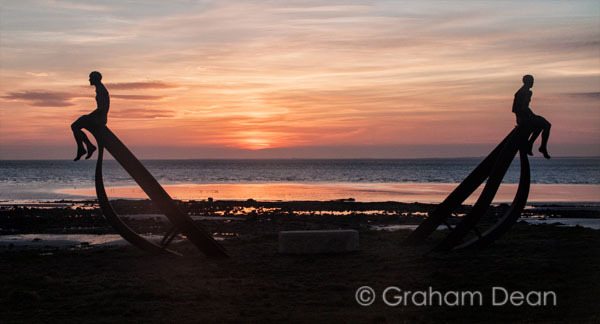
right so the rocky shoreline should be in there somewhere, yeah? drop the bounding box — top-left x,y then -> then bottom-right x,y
2,199 -> 599,237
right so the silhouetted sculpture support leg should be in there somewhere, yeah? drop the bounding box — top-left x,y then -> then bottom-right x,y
404,125 -> 533,251
89,124 -> 228,258
95,146 -> 181,256
455,147 -> 530,249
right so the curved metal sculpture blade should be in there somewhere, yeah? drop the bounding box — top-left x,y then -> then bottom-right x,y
454,148 -> 530,249
90,125 -> 228,258
95,146 -> 181,256
403,128 -> 517,245
434,126 -> 532,251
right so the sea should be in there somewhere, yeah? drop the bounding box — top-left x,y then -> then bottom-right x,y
1,158 -> 599,202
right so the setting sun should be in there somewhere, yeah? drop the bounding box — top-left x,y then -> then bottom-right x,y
240,137 -> 273,150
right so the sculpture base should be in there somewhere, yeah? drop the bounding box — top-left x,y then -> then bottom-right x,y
278,230 -> 359,254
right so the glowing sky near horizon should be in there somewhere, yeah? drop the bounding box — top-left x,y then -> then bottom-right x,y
1,0 -> 599,158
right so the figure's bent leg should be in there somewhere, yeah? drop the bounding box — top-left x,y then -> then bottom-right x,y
72,118 -> 87,161
85,142 -> 97,159
523,121 -> 541,156
526,134 -> 538,156
538,117 -> 551,159
71,115 -> 96,161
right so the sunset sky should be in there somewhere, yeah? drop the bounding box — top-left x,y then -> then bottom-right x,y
1,0 -> 599,159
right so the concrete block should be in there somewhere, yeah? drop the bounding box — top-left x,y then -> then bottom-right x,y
278,230 -> 359,254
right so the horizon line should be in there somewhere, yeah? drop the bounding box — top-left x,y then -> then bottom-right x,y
2,156 -> 599,161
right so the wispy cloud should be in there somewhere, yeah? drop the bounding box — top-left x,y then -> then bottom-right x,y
109,108 -> 177,119
42,0 -> 112,12
111,94 -> 168,100
561,92 -> 600,99
26,72 -> 53,77
2,87 -> 170,107
2,91 -> 80,107
107,81 -> 180,90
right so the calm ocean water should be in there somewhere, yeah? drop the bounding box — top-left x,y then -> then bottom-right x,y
1,158 -> 599,201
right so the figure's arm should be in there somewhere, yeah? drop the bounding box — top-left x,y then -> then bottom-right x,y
96,86 -> 110,113
513,90 -> 533,118
524,91 -> 535,117
525,106 -> 534,117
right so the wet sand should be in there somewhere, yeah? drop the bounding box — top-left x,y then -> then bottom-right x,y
1,225 -> 599,323
1,200 -> 599,323
61,182 -> 600,203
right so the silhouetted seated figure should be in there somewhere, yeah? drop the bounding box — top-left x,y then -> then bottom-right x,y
512,75 -> 551,159
71,71 -> 109,161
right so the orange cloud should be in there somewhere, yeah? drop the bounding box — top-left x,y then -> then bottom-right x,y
111,94 -> 167,100
106,81 -> 180,90
2,91 -> 80,107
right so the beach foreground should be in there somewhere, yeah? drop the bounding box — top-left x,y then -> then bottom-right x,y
1,226 -> 599,323
1,200 -> 599,323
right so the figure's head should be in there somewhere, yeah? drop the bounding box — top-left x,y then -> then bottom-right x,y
522,74 -> 534,88
89,71 -> 102,85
